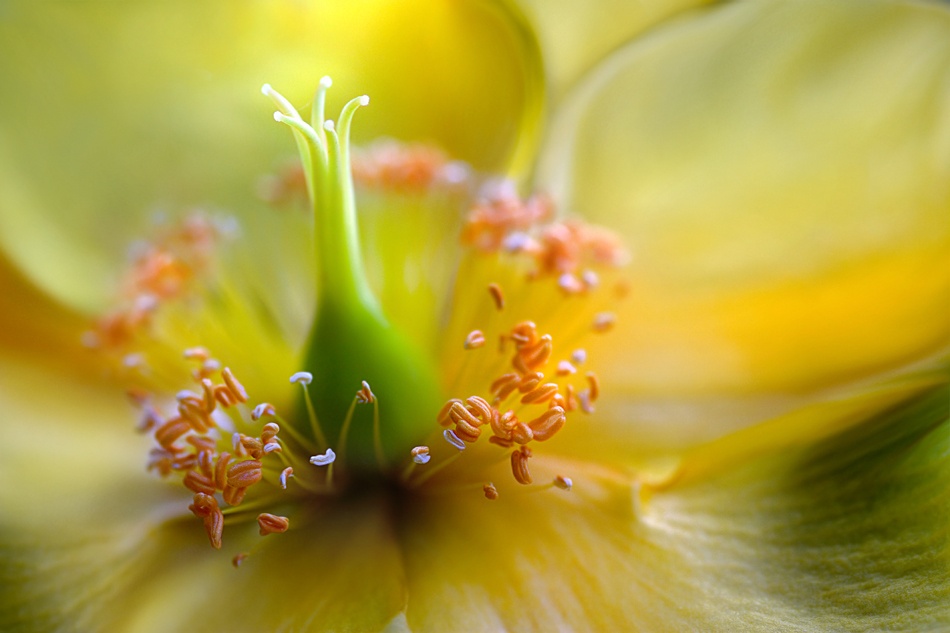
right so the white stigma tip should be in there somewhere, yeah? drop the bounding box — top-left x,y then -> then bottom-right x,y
443,429 -> 466,451
323,120 -> 335,132
310,448 -> 336,466
273,112 -> 282,122
358,95 -> 370,106
261,83 -> 271,95
290,371 -> 313,385
320,76 -> 332,88
554,476 -> 573,491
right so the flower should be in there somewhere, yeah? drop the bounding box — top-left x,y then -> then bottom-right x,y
2,1 -> 949,631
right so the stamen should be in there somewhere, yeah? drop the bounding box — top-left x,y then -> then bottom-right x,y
188,493 -> 224,549
251,402 -> 276,421
183,347 -> 210,361
355,380 -> 376,404
520,382 -> 559,405
586,372 -> 600,401
464,330 -> 486,349
221,367 -> 249,403
571,349 -> 587,365
553,475 -> 573,491
257,513 -> 290,536
289,371 -> 313,385
232,553 -> 248,568
279,466 -> 294,489
487,283 -> 505,311
527,407 -> 566,442
483,483 -> 499,500
556,360 -> 577,376
310,448 -> 337,466
443,429 -> 466,451
592,312 -> 616,333
510,446 -> 533,485
411,446 -> 431,464
226,459 -> 263,488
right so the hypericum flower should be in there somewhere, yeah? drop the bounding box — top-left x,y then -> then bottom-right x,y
2,1 -> 949,631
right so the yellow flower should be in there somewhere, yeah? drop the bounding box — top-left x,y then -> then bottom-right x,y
2,1 -> 949,631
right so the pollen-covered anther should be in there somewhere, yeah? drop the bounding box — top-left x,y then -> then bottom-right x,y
483,483 -> 499,500
510,321 -> 539,347
290,371 -> 313,385
510,422 -> 534,445
527,406 -> 566,442
517,372 -> 544,394
592,312 -> 616,333
238,435 -> 265,459
214,453 -> 232,490
226,459 -> 263,488
221,367 -> 249,403
214,385 -> 236,408
586,372 -> 600,402
223,484 -> 247,507
490,373 -> 519,401
183,470 -> 216,495
518,334 -> 553,371
487,283 -> 505,311
511,446 -> 533,485
251,403 -> 276,421
279,467 -> 294,489
356,380 -> 376,404
411,446 -> 431,464
553,475 -> 573,491
556,360 -> 577,376
436,398 -> 464,427
189,493 -> 224,549
257,513 -> 290,536
520,382 -> 560,405
443,429 -> 466,451
260,422 -> 280,444
310,448 -> 336,466
183,347 -> 210,361
154,417 -> 191,450
464,330 -> 486,350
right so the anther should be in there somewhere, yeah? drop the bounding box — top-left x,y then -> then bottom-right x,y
251,403 -> 276,421
510,422 -> 534,445
487,283 -> 505,311
155,417 -> 190,449
183,470 -> 216,495
260,422 -> 280,443
510,446 -> 533,485
221,367 -> 249,403
263,442 -> 282,454
200,378 -> 216,413
226,459 -> 263,488
586,372 -> 600,401
411,446 -> 431,464
520,382 -> 559,405
137,405 -> 162,433
578,391 -> 595,414
257,513 -> 290,536
571,349 -> 587,365
437,399 -> 463,427
214,453 -> 232,490
222,484 -> 247,506
214,385 -> 236,408
290,371 -> 313,385
188,493 -> 224,549
553,475 -> 573,491
279,467 -> 294,489
464,330 -> 486,349
517,372 -> 543,393
443,429 -> 466,451
233,553 -> 248,568
183,347 -> 210,361
527,406 -> 565,441
310,448 -> 336,466
356,380 -> 376,404
592,312 -> 616,333
483,483 -> 499,500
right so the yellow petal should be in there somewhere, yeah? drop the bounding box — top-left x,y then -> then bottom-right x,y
515,0 -> 712,99
538,0 -> 950,396
0,0 -> 543,311
402,381 -> 949,630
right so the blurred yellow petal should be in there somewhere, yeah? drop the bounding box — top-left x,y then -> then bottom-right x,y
516,0 -> 713,99
538,0 -> 950,397
0,0 -> 543,311
402,379 -> 949,631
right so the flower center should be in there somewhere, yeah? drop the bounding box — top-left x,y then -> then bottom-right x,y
86,79 -> 630,563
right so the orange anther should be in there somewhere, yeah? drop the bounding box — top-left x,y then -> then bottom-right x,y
527,407 -> 566,441
222,484 -> 247,507
183,470 -> 216,495
214,452 -> 232,490
520,382 -> 559,405
214,384 -> 236,408
356,380 -> 376,404
221,367 -> 249,403
517,372 -> 544,393
510,422 -> 534,445
510,446 -> 533,485
257,513 -> 290,536
200,378 -> 217,413
487,283 -> 505,311
586,372 -> 600,401
483,483 -> 499,500
592,312 -> 616,333
188,493 -> 223,549
226,459 -> 263,488
155,417 -> 190,449
437,398 -> 463,427
464,396 -> 493,423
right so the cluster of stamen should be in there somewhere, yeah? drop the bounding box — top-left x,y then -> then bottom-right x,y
460,183 -> 627,295
135,348 -> 292,551
83,213 -> 230,351
438,319 -> 600,490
